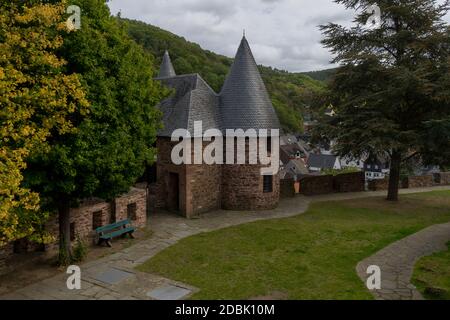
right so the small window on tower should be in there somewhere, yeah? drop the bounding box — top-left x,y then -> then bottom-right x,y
263,175 -> 273,193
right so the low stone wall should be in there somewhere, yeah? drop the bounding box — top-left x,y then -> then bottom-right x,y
404,175 -> 434,189
436,172 -> 450,185
368,178 -> 389,191
300,172 -> 365,195
280,179 -> 295,198
0,187 -> 148,275
368,175 -> 438,191
46,188 -> 147,249
115,188 -> 147,228
334,172 -> 365,193
300,175 -> 334,196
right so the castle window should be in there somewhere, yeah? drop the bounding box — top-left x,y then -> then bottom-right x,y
127,203 -> 137,221
263,175 -> 273,193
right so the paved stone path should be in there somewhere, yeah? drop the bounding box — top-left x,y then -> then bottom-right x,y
356,221 -> 450,300
1,186 -> 449,300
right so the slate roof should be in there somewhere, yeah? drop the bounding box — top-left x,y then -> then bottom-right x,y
297,140 -> 311,156
307,154 -> 338,169
280,135 -> 298,146
280,169 -> 295,180
155,37 -> 280,137
286,159 -> 309,175
156,74 -> 220,137
219,37 -> 280,131
158,51 -> 176,78
280,144 -> 305,164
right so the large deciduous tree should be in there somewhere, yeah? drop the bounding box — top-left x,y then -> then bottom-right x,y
24,0 -> 166,262
316,0 -> 450,201
0,1 -> 89,246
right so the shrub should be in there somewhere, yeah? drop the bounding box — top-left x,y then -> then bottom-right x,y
72,236 -> 88,263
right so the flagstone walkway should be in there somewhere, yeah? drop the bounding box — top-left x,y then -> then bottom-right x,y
1,186 -> 449,300
356,221 -> 450,300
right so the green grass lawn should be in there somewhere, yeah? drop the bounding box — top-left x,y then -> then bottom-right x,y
412,241 -> 450,300
137,190 -> 450,300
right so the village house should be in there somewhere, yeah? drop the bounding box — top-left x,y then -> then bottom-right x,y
307,154 -> 341,172
282,159 -> 309,179
150,36 -> 282,218
364,156 -> 390,180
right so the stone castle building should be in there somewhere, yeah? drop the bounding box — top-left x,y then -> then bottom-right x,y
153,36 -> 281,218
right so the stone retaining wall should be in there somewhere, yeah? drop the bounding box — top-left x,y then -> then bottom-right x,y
404,175 -> 434,189
334,172 -> 365,193
0,187 -> 147,276
300,172 -> 365,195
280,178 -> 296,198
115,188 -> 147,228
436,172 -> 450,185
368,178 -> 389,191
300,175 -> 334,195
368,174 -> 441,191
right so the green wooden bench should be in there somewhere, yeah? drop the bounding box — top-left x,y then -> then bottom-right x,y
95,219 -> 135,247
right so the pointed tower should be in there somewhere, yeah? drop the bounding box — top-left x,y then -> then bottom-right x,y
220,36 -> 280,212
158,50 -> 176,78
219,36 -> 280,131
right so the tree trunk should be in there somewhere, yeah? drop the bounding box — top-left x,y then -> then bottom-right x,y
58,201 -> 72,264
387,151 -> 402,201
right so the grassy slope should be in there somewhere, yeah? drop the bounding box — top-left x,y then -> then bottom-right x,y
123,19 -> 326,133
412,241 -> 450,300
137,191 -> 450,300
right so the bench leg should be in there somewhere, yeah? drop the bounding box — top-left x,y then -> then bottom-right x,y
106,240 -> 112,248
128,232 -> 135,239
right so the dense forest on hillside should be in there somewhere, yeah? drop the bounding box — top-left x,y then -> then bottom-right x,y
123,19 -> 327,133
302,68 -> 337,82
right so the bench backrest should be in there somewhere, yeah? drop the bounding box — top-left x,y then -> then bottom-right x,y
96,219 -> 131,234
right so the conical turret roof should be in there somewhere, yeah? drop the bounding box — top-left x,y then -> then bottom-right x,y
219,36 -> 280,131
158,50 -> 176,78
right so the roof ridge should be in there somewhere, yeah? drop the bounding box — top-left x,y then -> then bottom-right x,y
195,74 -> 219,96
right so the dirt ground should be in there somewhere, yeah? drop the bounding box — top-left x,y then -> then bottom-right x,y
0,227 -> 153,296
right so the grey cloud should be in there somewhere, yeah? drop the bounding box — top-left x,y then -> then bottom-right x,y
108,0 -> 449,72
183,0 -> 239,20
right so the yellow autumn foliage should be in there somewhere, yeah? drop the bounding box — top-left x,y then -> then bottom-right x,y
0,1 -> 89,246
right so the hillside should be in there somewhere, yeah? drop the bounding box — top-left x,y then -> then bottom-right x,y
302,68 -> 337,82
124,19 -> 326,133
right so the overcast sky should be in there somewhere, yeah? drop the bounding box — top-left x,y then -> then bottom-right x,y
108,0 -> 450,73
